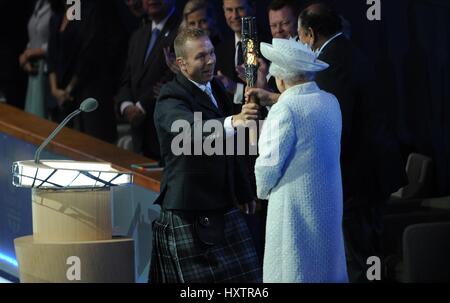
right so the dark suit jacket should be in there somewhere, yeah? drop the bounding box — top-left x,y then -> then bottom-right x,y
215,34 -> 270,195
215,31 -> 270,112
317,35 -> 407,207
115,11 -> 180,160
215,34 -> 245,114
153,73 -> 254,211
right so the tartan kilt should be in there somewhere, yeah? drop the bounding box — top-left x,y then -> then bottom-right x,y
150,207 -> 262,283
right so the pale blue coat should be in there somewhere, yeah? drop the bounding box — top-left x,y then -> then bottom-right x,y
255,82 -> 348,283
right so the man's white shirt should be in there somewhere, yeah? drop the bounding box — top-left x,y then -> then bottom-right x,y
189,79 -> 235,138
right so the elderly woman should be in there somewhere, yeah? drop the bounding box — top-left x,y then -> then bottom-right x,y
254,38 -> 348,283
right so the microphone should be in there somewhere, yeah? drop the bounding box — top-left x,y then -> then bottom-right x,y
34,98 -> 99,163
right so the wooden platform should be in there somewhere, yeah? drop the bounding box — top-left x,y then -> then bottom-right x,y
0,103 -> 161,192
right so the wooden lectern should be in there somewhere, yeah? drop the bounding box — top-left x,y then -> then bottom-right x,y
12,160 -> 135,283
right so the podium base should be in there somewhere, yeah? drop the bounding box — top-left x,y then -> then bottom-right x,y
32,189 -> 112,242
14,236 -> 135,283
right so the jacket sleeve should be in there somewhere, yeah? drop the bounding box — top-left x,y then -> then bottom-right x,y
114,31 -> 138,114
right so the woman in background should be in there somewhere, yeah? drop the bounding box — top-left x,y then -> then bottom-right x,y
19,0 -> 52,118
181,0 -> 222,46
47,0 -> 127,143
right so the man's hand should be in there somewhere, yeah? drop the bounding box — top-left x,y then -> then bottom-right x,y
235,58 -> 270,90
232,102 -> 260,128
216,70 -> 237,94
255,58 -> 270,89
245,88 -> 280,107
124,104 -> 145,127
163,46 -> 180,74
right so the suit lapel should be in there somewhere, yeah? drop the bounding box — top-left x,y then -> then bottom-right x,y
211,78 -> 232,116
197,91 -> 223,117
224,37 -> 238,81
136,25 -> 152,72
177,74 -> 223,117
194,85 -> 223,117
318,34 -> 344,62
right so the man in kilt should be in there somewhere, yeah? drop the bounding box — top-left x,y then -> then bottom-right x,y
151,28 -> 262,283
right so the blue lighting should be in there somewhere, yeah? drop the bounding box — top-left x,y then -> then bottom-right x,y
0,252 -> 18,267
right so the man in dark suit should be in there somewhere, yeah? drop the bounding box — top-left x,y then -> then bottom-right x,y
151,28 -> 262,283
265,0 -> 302,92
215,0 -> 270,262
247,3 -> 407,282
214,0 -> 252,112
298,3 -> 406,282
115,0 -> 180,160
268,0 -> 300,40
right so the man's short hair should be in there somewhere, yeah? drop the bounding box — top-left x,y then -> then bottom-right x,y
298,2 -> 342,39
174,28 -> 209,58
267,0 -> 301,18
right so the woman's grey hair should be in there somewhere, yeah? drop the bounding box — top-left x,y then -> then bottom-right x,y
269,64 -> 316,83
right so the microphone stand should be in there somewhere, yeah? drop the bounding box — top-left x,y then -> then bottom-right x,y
34,108 -> 82,164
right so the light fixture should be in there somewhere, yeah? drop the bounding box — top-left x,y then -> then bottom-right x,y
12,160 -> 132,189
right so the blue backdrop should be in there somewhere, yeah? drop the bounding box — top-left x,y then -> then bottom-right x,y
0,133 -> 65,277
